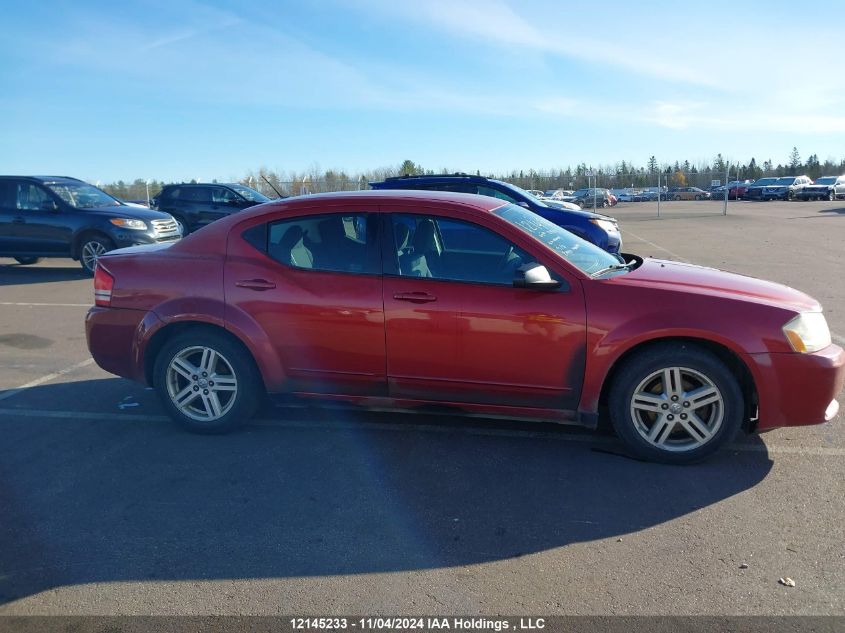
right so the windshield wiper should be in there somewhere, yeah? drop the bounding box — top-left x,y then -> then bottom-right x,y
591,260 -> 636,278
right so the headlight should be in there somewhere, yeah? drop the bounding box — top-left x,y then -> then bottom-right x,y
590,219 -> 617,232
110,218 -> 148,230
782,312 -> 831,353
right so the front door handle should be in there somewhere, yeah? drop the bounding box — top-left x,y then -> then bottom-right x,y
236,278 -> 276,291
393,291 -> 437,303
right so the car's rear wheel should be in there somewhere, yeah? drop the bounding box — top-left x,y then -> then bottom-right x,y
153,330 -> 261,433
695,195 -> 702,200
608,343 -> 744,464
14,256 -> 41,265
673,195 -> 681,201
79,235 -> 114,275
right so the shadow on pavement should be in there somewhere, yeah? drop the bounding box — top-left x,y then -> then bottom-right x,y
818,207 -> 845,215
0,262 -> 88,287
0,379 -> 773,605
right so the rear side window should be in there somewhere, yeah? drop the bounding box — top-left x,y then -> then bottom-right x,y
182,187 -> 211,203
266,213 -> 380,275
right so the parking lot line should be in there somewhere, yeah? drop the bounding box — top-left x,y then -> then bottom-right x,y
0,358 -> 95,403
618,227 -> 690,262
0,406 -> 841,456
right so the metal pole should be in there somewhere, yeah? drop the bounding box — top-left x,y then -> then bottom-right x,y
723,162 -> 729,215
145,181 -> 150,207
657,170 -> 661,218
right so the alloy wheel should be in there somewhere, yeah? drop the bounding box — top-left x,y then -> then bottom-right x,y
629,366 -> 724,452
81,240 -> 107,272
166,346 -> 238,422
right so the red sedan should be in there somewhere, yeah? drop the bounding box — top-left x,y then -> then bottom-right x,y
86,190 -> 843,463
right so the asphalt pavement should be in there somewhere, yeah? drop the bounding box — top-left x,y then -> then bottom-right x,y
0,198 -> 843,615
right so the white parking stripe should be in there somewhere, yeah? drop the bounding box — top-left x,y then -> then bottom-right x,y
619,227 -> 690,262
0,302 -> 90,307
0,407 -> 841,456
0,358 -> 95,402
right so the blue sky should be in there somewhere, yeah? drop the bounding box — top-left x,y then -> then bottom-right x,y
1,0 -> 844,182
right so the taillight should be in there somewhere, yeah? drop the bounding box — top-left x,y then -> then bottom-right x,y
94,265 -> 114,307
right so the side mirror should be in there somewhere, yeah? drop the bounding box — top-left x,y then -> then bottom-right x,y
513,262 -> 562,290
517,201 -> 530,209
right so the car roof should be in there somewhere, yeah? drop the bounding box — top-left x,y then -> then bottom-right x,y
0,175 -> 84,184
271,189 -> 507,211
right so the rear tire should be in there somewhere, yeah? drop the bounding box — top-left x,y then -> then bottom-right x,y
608,343 -> 744,464
153,329 -> 262,434
14,256 -> 41,265
78,234 -> 114,275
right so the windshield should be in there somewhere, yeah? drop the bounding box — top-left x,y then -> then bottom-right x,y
46,182 -> 121,208
774,177 -> 794,185
492,180 -> 548,207
494,203 -> 621,276
229,184 -> 270,202
815,177 -> 836,185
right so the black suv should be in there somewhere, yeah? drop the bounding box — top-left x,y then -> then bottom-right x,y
151,183 -> 270,233
0,176 -> 181,274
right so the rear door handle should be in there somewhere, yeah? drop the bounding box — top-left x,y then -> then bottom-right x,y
12,216 -> 25,224
393,292 -> 437,303
236,278 -> 276,291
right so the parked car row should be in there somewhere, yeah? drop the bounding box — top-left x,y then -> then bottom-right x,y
0,176 -> 181,273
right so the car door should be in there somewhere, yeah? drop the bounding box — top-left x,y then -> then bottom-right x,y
205,187 -> 243,226
11,182 -> 72,254
0,180 -> 18,252
225,208 -> 386,396
382,210 -> 586,410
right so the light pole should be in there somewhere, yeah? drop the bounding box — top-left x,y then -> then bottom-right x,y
145,180 -> 151,207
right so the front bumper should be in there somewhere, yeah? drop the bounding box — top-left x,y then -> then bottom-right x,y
748,344 -> 845,430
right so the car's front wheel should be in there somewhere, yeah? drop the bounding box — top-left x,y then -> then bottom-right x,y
828,190 -> 836,201
14,256 -> 41,265
78,234 -> 114,275
153,329 -> 262,433
608,343 -> 744,464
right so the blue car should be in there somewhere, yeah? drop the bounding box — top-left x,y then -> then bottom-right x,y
369,174 -> 622,254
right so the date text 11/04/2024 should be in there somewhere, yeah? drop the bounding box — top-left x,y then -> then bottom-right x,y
290,617 -> 547,630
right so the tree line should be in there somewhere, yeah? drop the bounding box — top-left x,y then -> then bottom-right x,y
100,149 -> 845,200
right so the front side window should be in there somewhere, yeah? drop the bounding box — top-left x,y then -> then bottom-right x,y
267,213 -> 379,274
390,213 -> 532,285
229,184 -> 269,203
183,187 -> 211,203
212,187 -> 240,204
17,183 -> 54,211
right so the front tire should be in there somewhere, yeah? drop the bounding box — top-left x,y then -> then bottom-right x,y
78,235 -> 114,275
829,190 -> 836,201
608,343 -> 744,464
153,329 -> 262,433
14,256 -> 41,265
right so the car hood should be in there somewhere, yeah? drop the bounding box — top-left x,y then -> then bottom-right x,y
80,205 -> 176,221
539,204 -> 617,223
613,258 -> 819,311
